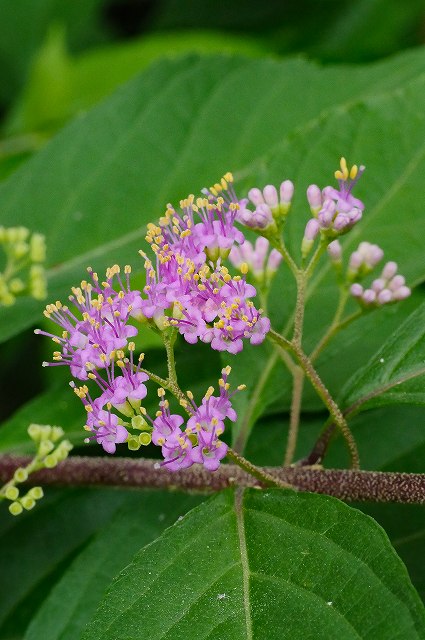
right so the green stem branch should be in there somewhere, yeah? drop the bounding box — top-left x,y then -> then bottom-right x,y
268,329 -> 360,469
284,366 -> 304,466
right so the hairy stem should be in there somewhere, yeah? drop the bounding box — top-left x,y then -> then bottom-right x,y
226,448 -> 293,489
284,366 -> 305,466
1,454 -> 424,504
268,329 -> 360,469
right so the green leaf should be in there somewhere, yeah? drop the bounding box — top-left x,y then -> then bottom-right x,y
23,491 -> 202,640
83,489 -> 425,639
0,0 -> 107,108
0,487 -> 142,634
6,30 -> 270,136
340,302 -> 425,413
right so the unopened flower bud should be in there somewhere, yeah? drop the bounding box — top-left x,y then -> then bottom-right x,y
382,261 -> 398,280
21,496 -> 36,511
28,424 -> 42,441
307,185 -> 322,213
301,219 -> 319,258
350,283 -> 363,297
266,249 -> 283,273
9,502 -> 23,516
393,286 -> 411,300
5,486 -> 19,500
247,187 -> 264,206
139,432 -> 152,446
128,436 -> 141,451
327,240 -> 342,263
263,185 -> 278,208
280,180 -> 294,205
377,289 -> 392,305
27,486 -> 44,500
131,415 -> 149,430
30,233 -> 46,262
13,467 -> 28,483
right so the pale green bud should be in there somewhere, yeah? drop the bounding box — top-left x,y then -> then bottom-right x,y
30,233 -> 46,262
9,502 -> 23,516
14,467 -> 28,483
131,415 -> 149,430
28,423 -> 42,440
138,432 -> 152,446
27,486 -> 44,500
5,485 -> 19,500
9,278 -> 25,293
50,426 -> 65,442
29,265 -> 47,300
21,496 -> 36,510
44,454 -> 58,468
127,436 -> 141,451
38,440 -> 54,457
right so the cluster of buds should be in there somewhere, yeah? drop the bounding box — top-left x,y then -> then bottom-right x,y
302,158 -> 365,257
0,424 -> 73,515
235,180 -> 294,230
229,237 -> 282,290
351,261 -> 411,308
0,226 -> 47,306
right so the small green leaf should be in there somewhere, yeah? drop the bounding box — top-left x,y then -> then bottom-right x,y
83,489 -> 425,639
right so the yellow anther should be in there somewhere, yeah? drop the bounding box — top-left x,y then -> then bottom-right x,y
240,262 -> 249,275
186,390 -> 194,400
157,388 -> 165,397
205,386 -> 214,400
237,384 -> 247,391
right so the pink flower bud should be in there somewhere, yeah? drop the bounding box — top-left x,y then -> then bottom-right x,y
377,289 -> 392,305
267,249 -> 283,273
263,185 -> 278,208
280,180 -> 294,204
393,286 -> 411,301
307,185 -> 322,210
327,240 -> 342,262
350,283 -> 363,297
363,289 -> 376,304
304,218 -> 320,241
382,261 -> 398,280
229,246 -> 243,268
248,188 -> 264,206
372,278 -> 385,292
349,251 -> 363,271
388,275 -> 405,291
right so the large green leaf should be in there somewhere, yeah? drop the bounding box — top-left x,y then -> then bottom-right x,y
23,491 -> 202,640
83,489 -> 425,639
339,302 -> 425,413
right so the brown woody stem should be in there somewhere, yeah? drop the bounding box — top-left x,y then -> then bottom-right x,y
0,455 -> 424,504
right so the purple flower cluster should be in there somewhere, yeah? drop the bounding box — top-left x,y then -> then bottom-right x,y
140,175 -> 270,354
302,158 -> 365,254
35,265 -> 142,380
36,173 -> 264,462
